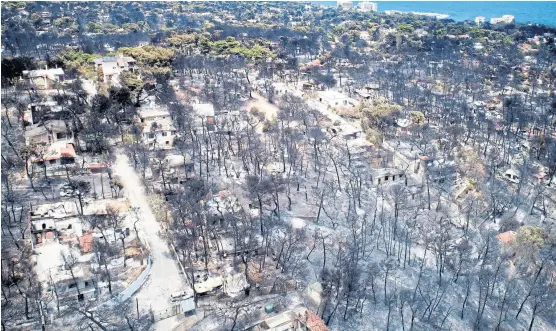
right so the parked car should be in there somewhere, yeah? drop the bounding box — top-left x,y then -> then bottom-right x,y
170,290 -> 192,302
59,184 -> 78,197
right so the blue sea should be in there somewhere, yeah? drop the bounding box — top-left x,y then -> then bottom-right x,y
310,1 -> 556,26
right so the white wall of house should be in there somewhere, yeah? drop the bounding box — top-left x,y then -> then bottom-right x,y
371,171 -> 405,185
143,130 -> 176,148
26,132 -> 51,145
30,157 -> 76,177
57,278 -> 96,300
30,74 -> 63,90
26,130 -> 73,146
32,218 -> 56,232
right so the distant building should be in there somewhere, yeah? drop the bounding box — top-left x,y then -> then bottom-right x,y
22,67 -> 64,90
396,118 -> 411,134
414,28 -> 429,38
93,54 -> 137,83
428,164 -> 459,186
357,1 -> 377,12
490,15 -> 515,24
385,10 -> 449,19
353,86 -> 377,102
359,30 -> 371,42
452,178 -> 478,202
475,16 -> 486,25
334,124 -> 363,140
337,1 -> 353,10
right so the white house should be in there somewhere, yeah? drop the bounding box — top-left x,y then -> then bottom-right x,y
51,264 -> 96,302
192,103 -> 216,132
137,107 -> 177,149
317,90 -> 356,108
22,67 -> 64,90
475,16 -> 486,25
24,120 -> 73,146
490,15 -> 515,24
34,243 -> 96,302
29,142 -> 78,176
370,168 -> 406,185
337,1 -> 353,10
357,1 -> 377,12
252,306 -> 328,331
93,54 -> 137,83
194,276 -> 223,294
30,201 -> 83,246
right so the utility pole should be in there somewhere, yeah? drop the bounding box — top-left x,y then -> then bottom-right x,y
120,234 -> 126,267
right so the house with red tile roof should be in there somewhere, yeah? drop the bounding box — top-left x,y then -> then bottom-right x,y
29,142 -> 78,175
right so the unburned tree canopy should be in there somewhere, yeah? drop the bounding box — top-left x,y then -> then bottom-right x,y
409,110 -> 425,125
119,71 -> 143,92
360,97 -> 402,145
165,33 -> 197,49
515,226 -> 544,249
360,97 -> 402,132
118,45 -> 175,68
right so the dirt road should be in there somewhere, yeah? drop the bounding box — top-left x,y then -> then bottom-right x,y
113,149 -> 188,330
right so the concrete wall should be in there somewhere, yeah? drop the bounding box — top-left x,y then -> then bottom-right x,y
101,256 -> 152,308
117,256 -> 152,302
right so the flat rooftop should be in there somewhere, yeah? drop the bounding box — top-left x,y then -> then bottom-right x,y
34,242 -> 90,283
317,90 -> 352,101
137,107 -> 170,119
193,103 -> 215,117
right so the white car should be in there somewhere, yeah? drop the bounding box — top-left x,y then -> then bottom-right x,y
170,290 -> 192,302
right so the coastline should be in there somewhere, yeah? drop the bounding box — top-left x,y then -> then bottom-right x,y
309,1 -> 556,26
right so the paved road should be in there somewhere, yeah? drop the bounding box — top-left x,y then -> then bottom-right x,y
113,150 -> 188,330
